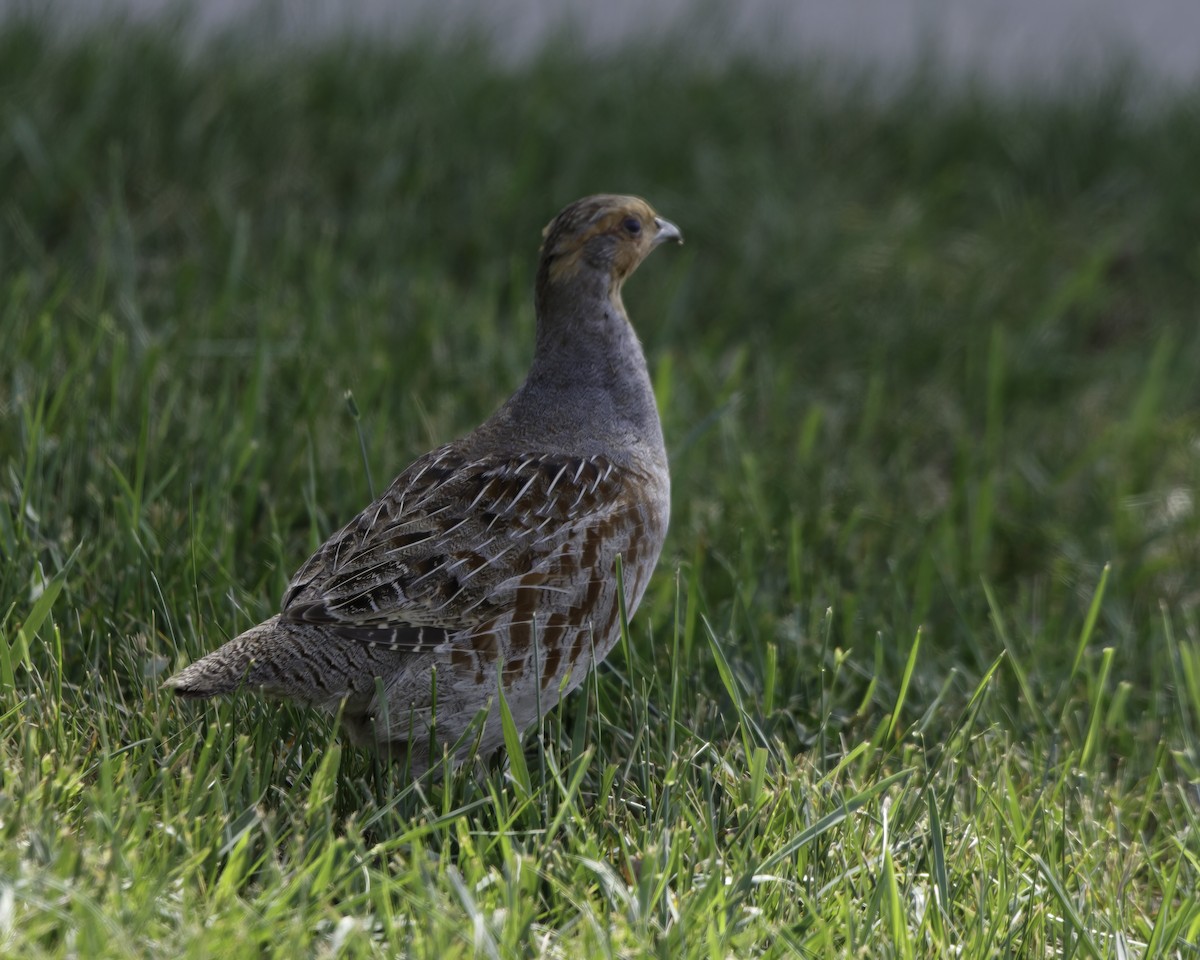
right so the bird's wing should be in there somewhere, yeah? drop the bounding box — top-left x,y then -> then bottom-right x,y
279,444 -> 637,652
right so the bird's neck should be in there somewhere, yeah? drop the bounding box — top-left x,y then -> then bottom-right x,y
496,268 -> 664,457
531,267 -> 629,375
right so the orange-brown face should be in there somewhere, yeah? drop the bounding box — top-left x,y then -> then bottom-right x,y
540,194 -> 682,287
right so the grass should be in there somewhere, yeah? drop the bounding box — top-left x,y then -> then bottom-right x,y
2,13 -> 1200,958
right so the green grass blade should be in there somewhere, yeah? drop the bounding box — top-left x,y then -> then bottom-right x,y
1030,853 -> 1103,960
1070,563 -> 1111,679
888,626 -> 921,741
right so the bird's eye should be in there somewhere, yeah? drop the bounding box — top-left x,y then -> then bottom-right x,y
622,217 -> 642,236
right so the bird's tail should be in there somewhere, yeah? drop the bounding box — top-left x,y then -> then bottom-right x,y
163,614 -> 294,699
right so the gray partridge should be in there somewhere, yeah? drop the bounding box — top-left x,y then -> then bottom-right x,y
165,194 -> 681,772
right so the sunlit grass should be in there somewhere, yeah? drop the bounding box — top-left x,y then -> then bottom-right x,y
1,15 -> 1199,958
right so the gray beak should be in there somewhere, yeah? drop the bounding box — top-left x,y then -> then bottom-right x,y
653,216 -> 683,245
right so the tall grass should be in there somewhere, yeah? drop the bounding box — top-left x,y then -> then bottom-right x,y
1,16 -> 1198,958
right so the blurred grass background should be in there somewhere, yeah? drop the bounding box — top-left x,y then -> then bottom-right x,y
1,14 -> 1199,958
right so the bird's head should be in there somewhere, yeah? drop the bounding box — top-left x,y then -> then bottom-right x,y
538,194 -> 682,294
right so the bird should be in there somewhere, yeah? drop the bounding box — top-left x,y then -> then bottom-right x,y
165,194 -> 682,774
